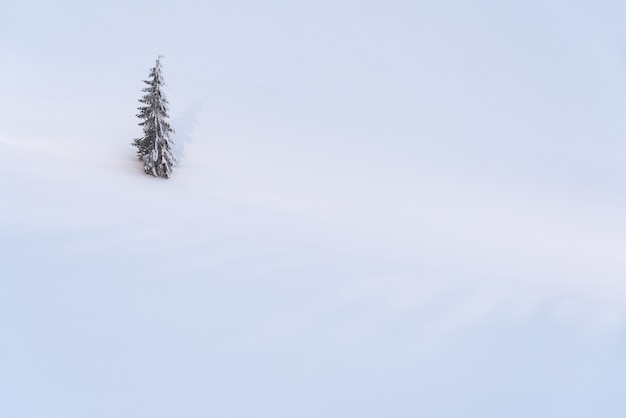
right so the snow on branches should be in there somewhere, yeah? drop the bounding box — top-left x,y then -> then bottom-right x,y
133,57 -> 176,178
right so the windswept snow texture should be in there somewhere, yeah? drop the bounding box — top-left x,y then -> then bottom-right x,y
2,1 -> 626,417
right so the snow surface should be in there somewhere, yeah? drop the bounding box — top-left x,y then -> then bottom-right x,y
2,1 -> 626,417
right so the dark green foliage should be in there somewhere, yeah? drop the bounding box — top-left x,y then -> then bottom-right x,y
132,57 -> 176,178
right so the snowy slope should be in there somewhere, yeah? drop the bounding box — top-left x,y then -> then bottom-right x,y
3,1 -> 626,417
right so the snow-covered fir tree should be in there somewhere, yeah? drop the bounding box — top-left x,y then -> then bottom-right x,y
133,56 -> 176,178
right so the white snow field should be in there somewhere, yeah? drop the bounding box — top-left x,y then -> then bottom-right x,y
3,1 -> 626,417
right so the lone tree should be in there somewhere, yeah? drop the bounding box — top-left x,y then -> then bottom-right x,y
133,56 -> 176,178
